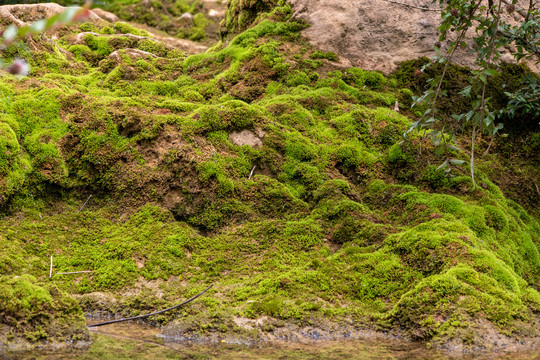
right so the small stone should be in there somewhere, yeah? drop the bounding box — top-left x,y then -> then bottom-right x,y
208,9 -> 224,17
92,8 -> 120,23
229,130 -> 263,148
179,12 -> 194,25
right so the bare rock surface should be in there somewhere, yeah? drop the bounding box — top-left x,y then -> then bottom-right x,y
289,0 -> 538,73
0,3 -> 208,55
0,3 -> 100,26
229,130 -> 264,148
92,8 -> 120,23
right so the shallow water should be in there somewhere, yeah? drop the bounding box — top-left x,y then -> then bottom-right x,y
5,322 -> 540,360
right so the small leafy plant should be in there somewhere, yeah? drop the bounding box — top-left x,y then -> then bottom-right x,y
404,0 -> 539,189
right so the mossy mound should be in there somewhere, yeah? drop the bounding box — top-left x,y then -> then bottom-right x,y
0,275 -> 89,351
102,0 -> 224,45
0,0 -> 538,352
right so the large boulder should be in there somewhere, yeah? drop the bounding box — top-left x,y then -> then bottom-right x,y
288,0 -> 538,73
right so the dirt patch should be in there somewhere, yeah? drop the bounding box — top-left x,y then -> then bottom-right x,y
137,126 -> 188,168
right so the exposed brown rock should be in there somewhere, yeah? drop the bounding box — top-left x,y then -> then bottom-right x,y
92,8 -> 120,23
0,3 -> 100,27
288,0 -> 538,73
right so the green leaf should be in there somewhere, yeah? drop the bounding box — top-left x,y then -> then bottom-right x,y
433,133 -> 442,147
459,86 -> 472,97
436,160 -> 449,171
449,159 -> 465,166
482,68 -> 499,77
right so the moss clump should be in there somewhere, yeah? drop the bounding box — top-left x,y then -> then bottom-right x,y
113,21 -> 150,37
0,275 -> 89,347
222,0 -> 286,38
103,0 -> 222,45
311,50 -> 339,62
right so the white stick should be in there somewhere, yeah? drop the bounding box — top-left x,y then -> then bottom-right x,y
248,166 -> 256,180
78,194 -> 92,213
49,256 -> 53,278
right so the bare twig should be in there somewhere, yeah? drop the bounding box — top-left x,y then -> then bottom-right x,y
534,182 -> 540,196
473,0 -> 504,191
484,133 -> 496,156
248,166 -> 256,180
78,194 -> 92,213
49,256 -> 53,278
86,284 -> 214,328
470,124 -> 477,190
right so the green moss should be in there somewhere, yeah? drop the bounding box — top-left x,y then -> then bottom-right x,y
388,143 -> 412,165
285,70 -> 312,87
344,67 -> 386,89
113,21 -> 150,36
84,33 -> 113,57
311,50 -> 339,61
178,13 -> 210,41
335,142 -> 376,169
190,100 -> 264,133
0,275 -> 89,344
0,3 -> 538,350
223,0 -> 284,37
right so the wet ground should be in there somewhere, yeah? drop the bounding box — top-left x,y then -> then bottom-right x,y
4,321 -> 540,360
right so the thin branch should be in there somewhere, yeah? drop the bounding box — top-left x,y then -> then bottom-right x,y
78,194 -> 92,213
470,124 -> 477,190
483,134 -> 496,156
87,284 -> 214,328
49,256 -> 53,278
248,165 -> 256,180
430,28 -> 469,118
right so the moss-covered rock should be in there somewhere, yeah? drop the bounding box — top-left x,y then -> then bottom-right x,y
0,275 -> 89,351
0,0 -> 538,353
